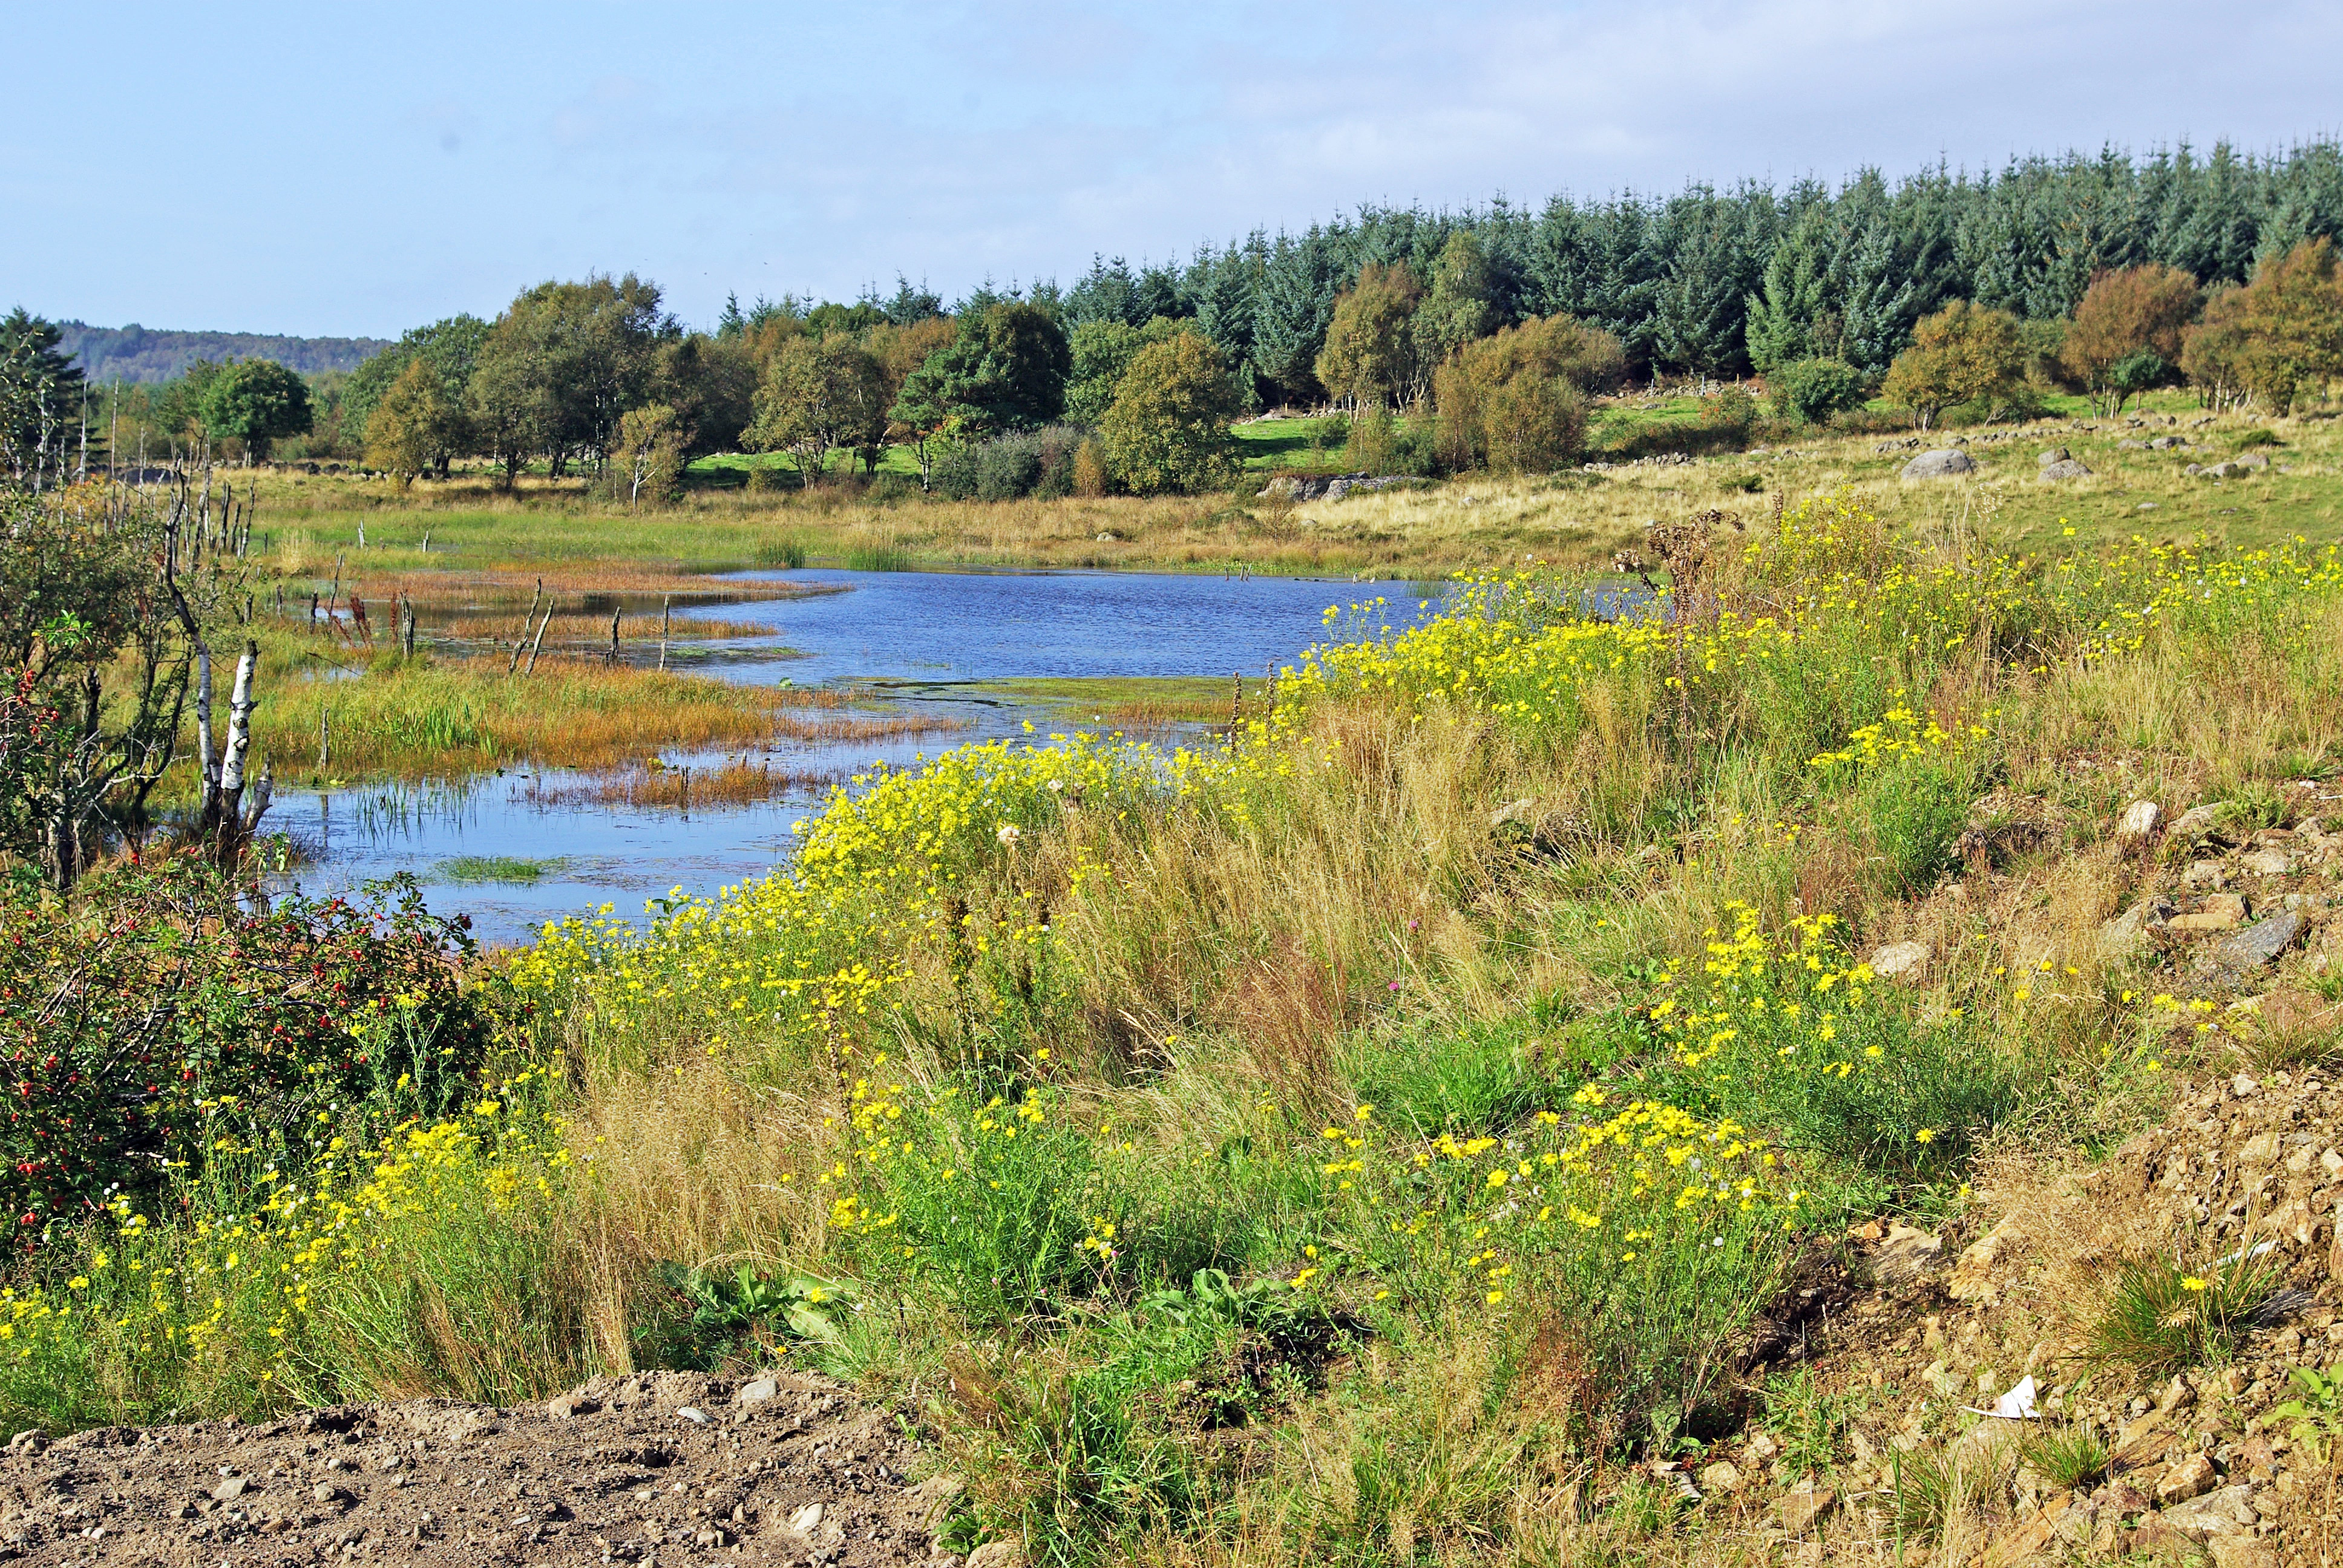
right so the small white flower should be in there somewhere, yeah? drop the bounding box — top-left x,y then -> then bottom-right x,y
995,823 -> 1022,845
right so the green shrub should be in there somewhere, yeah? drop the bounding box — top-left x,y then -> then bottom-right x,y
1768,358 -> 1867,426
1861,757 -> 1968,894
0,861 -> 494,1239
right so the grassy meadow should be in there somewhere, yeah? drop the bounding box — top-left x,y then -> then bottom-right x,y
235,388 -> 2338,591
16,437 -> 2343,1567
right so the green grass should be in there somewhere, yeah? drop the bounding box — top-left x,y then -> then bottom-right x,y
436,855 -> 563,883
1233,416 -> 1348,473
2085,1252 -> 2281,1373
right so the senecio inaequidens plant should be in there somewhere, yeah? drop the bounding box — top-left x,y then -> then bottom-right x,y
8,495 -> 2343,1564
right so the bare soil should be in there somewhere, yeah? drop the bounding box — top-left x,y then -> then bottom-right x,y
0,1370 -> 955,1568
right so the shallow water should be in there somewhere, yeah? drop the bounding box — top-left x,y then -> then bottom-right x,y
274,568 -> 1429,946
685,567 -> 1435,687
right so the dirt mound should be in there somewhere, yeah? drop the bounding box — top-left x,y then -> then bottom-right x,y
0,1370 -> 961,1567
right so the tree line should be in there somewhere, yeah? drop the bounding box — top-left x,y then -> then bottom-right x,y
7,138 -> 2341,495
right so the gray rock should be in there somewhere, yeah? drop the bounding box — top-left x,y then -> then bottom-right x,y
1901,449 -> 1976,479
2037,447 -> 2071,466
1867,941 -> 1931,982
2171,803 -> 2225,840
2038,457 -> 2094,481
545,1392 -> 598,1420
2235,451 -> 2271,469
1700,1460 -> 1743,1494
2206,911 -> 2307,972
2100,896 -> 2176,956
2239,848 -> 2292,877
211,1476 -> 250,1502
736,1377 -> 779,1406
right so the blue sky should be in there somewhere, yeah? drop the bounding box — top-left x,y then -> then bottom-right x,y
7,0 -> 2339,337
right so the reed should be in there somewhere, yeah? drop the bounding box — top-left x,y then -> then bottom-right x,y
249,654 -> 959,784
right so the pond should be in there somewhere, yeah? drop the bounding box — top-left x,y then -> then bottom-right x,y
272,569 -> 1435,946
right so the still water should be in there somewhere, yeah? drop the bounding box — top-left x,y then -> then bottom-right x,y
275,569 -> 1432,946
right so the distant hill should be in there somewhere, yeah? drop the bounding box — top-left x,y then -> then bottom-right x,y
55,322 -> 392,384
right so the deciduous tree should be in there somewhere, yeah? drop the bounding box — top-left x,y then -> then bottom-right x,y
196,359 -> 312,463
2060,264 -> 2199,413
1879,301 -> 2027,430
1096,332 -> 1244,494
2181,238 -> 2343,413
750,337 -> 888,486
1315,263 -> 1423,409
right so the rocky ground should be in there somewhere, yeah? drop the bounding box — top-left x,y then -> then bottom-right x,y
1650,787 -> 2343,1567
0,1370 -> 964,1568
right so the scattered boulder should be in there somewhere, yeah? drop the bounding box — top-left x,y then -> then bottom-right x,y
545,1391 -> 599,1420
1867,941 -> 1932,982
2170,803 -> 2226,841
2182,860 -> 2227,891
2037,457 -> 2094,482
2036,447 -> 2071,466
2171,893 -> 2247,932
2113,799 -> 2162,851
210,1476 -> 250,1502
2204,910 -> 2307,973
1901,449 -> 1976,480
2239,848 -> 2292,877
736,1376 -> 779,1406
1699,1460 -> 1742,1494
2154,1451 -> 2218,1505
1778,1485 -> 1837,1535
2233,450 -> 2271,470
2099,895 -> 2176,956
1262,473 -> 1408,502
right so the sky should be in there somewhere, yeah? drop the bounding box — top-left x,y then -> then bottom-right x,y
7,0 -> 2341,339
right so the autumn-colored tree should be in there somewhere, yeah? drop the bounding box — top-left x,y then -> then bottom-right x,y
363,359 -> 464,486
1879,301 -> 2027,430
1096,332 -> 1244,494
2181,238 -> 2343,414
1432,314 -> 1607,472
1315,263 -> 1423,409
2060,265 -> 2199,414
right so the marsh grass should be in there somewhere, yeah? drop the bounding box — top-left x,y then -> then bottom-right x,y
243,654 -> 958,786
525,756 -> 847,811
436,854 -> 561,883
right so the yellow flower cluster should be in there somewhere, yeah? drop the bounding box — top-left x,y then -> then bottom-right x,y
4,1074 -> 568,1397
